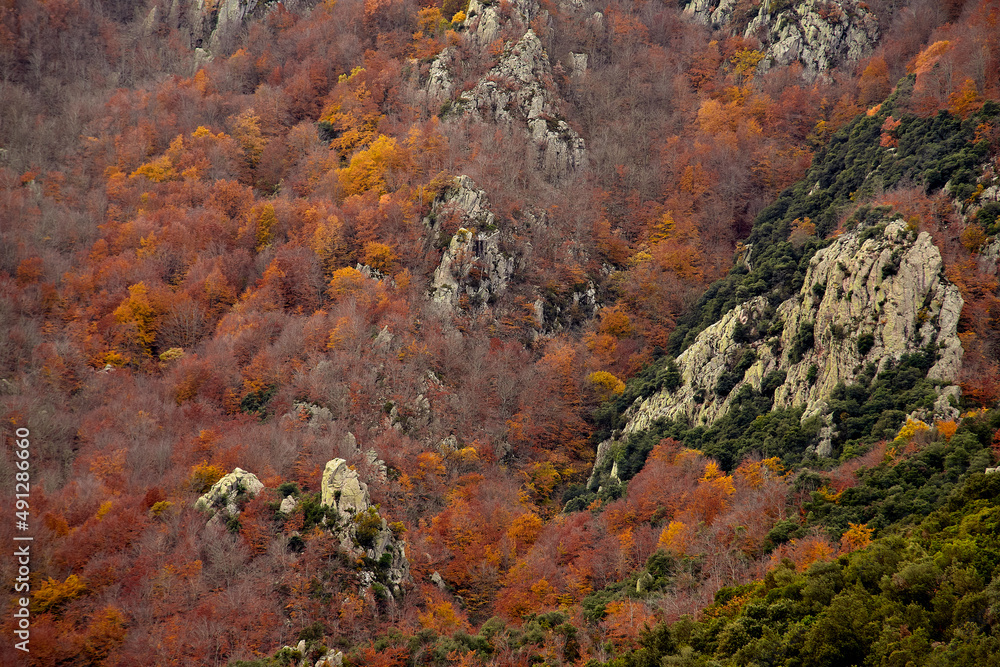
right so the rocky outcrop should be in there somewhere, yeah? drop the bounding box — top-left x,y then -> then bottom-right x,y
195,468 -> 264,517
276,640 -> 343,667
426,176 -> 518,311
684,0 -> 879,77
461,0 -> 542,49
459,29 -> 586,180
981,238 -> 1000,274
320,459 -> 409,590
195,459 -> 408,593
622,218 -> 963,443
424,0 -> 585,181
152,0 -> 298,62
321,459 -> 370,518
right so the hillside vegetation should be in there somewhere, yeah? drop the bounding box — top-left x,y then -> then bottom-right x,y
0,0 -> 999,665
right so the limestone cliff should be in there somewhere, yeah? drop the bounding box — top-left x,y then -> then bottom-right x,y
320,458 -> 410,592
459,29 -> 586,181
684,0 -> 879,77
426,176 -> 519,311
425,1 -> 585,181
463,0 -> 542,49
621,217 -> 963,446
148,0 -> 300,63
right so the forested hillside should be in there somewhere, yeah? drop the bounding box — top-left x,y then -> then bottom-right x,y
0,0 -> 999,664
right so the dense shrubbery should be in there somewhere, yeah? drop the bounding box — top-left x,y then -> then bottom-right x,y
609,467 -> 1000,667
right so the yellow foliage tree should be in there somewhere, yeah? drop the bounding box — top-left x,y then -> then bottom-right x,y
319,67 -> 383,157
311,215 -> 350,276
189,461 -> 226,493
361,241 -> 398,273
113,282 -> 159,353
840,522 -> 873,553
588,371 -> 626,400
130,154 -> 177,182
231,108 -> 266,173
935,419 -> 958,441
894,418 -> 929,442
507,512 -> 543,551
913,40 -> 951,75
418,600 -> 468,635
336,135 -> 407,199
657,520 -> 693,556
328,267 -> 370,300
649,211 -> 676,244
34,574 -> 87,613
527,460 -> 561,501
960,223 -> 987,253
729,48 -> 764,87
597,305 -> 633,338
948,77 -> 982,118
254,203 -> 277,251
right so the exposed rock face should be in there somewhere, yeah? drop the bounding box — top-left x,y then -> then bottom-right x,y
277,641 -> 343,667
462,0 -> 541,49
684,0 -> 879,77
321,459 -> 370,518
279,495 -> 298,515
195,468 -> 264,515
425,50 -> 456,101
427,176 -> 518,311
981,238 -> 1000,274
459,29 -> 586,180
623,218 -> 963,438
158,0 -> 300,61
424,0 -> 585,181
320,459 -> 410,589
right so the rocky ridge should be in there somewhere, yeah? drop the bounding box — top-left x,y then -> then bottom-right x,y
683,0 -> 879,77
426,176 -> 519,311
145,0 -> 304,66
320,458 -> 410,592
459,29 -> 586,181
619,217 -> 963,452
426,1 -> 586,181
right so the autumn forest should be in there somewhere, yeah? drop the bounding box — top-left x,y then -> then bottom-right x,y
2,0 -> 1000,664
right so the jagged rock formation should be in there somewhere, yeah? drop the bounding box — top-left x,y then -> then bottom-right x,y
320,459 -> 409,590
460,29 -> 586,180
195,467 -> 264,516
321,459 -> 370,516
426,176 -> 519,310
981,238 -> 1000,274
622,218 -> 963,444
425,0 -> 585,181
147,0 -> 300,62
279,495 -> 297,515
533,282 -> 600,332
684,0 -> 879,77
463,0 -> 543,49
194,460 -> 408,593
